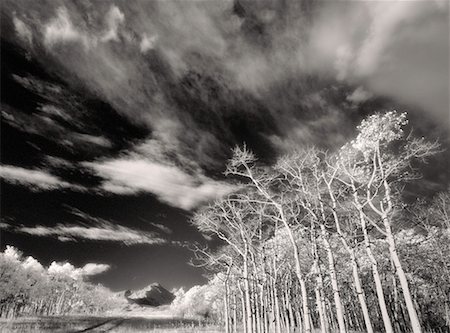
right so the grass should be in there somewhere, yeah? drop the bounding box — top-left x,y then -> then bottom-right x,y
0,316 -> 224,332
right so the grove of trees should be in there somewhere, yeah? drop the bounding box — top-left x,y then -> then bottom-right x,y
191,112 -> 450,333
0,246 -> 121,318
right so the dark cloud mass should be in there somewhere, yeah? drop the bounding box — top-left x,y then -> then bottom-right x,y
1,0 -> 448,290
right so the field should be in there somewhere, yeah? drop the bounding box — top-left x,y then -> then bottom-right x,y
0,316 -> 224,333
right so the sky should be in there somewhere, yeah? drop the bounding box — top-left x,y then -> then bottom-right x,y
1,0 -> 449,291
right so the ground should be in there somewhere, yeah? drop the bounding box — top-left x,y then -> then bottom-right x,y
0,316 -> 223,332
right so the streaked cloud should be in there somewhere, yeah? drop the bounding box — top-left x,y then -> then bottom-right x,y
12,15 -> 32,45
2,207 -> 168,245
44,7 -> 90,48
83,158 -> 235,210
2,0 -> 447,208
149,222 -> 173,235
17,221 -> 166,246
100,5 -> 125,42
0,165 -> 83,191
308,0 -> 448,121
72,133 -> 112,148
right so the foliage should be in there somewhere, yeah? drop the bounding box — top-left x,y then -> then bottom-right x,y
0,247 -> 121,318
191,112 -> 448,333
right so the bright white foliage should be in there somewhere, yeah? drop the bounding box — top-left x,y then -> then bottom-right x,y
351,111 -> 408,156
1,246 -> 110,280
3,245 -> 21,263
170,275 -> 223,318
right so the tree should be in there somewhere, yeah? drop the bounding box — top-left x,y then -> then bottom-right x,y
342,111 -> 440,333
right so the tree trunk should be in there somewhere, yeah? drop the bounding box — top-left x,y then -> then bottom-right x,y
224,281 -> 230,333
320,225 -> 347,333
361,214 -> 394,333
326,181 -> 374,333
243,253 -> 253,333
384,217 -> 422,333
233,293 -> 238,333
349,249 -> 374,333
238,283 -> 247,333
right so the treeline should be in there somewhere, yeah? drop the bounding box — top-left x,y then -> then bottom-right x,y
0,247 -> 122,318
191,112 -> 450,333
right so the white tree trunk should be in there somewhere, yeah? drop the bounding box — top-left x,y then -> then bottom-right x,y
384,217 -> 422,333
321,225 -> 347,333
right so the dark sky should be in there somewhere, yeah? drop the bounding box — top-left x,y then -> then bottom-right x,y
1,0 -> 449,291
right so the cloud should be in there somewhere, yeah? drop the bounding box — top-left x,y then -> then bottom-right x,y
72,133 -> 112,148
81,263 -> 111,276
13,15 -> 33,45
308,1 -> 449,121
149,222 -> 173,234
17,223 -> 166,246
43,7 -> 90,48
347,86 -> 373,105
101,5 -> 125,42
48,261 -> 110,280
140,33 -> 157,53
0,165 -> 82,191
83,158 -> 235,210
7,206 -> 169,245
3,0 -> 448,207
0,222 -> 11,230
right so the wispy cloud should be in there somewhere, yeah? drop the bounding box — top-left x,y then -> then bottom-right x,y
308,1 -> 449,121
0,165 -> 83,191
17,223 -> 166,246
149,222 -> 172,235
2,207 -> 168,245
2,0 -> 448,207
83,158 -> 235,210
44,7 -> 90,48
12,15 -> 33,45
100,5 -> 125,42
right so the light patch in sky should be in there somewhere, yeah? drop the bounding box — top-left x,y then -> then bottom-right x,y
13,15 -> 32,45
140,33 -> 157,53
100,5 -> 125,42
44,7 -> 90,48
83,158 -> 235,210
0,165 -> 82,191
48,261 -> 110,280
17,223 -> 166,246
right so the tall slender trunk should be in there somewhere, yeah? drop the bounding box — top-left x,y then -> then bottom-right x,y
274,281 -> 282,333
243,248 -> 253,333
241,167 -> 311,333
233,293 -> 238,333
279,206 -> 311,333
361,212 -> 393,333
320,225 -> 347,333
238,283 -> 247,333
375,145 -> 422,333
224,280 -> 230,333
311,226 -> 328,333
384,216 -> 422,333
349,249 -> 374,333
314,270 -> 328,333
260,284 -> 268,333
326,181 -> 374,333
351,180 -> 393,333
